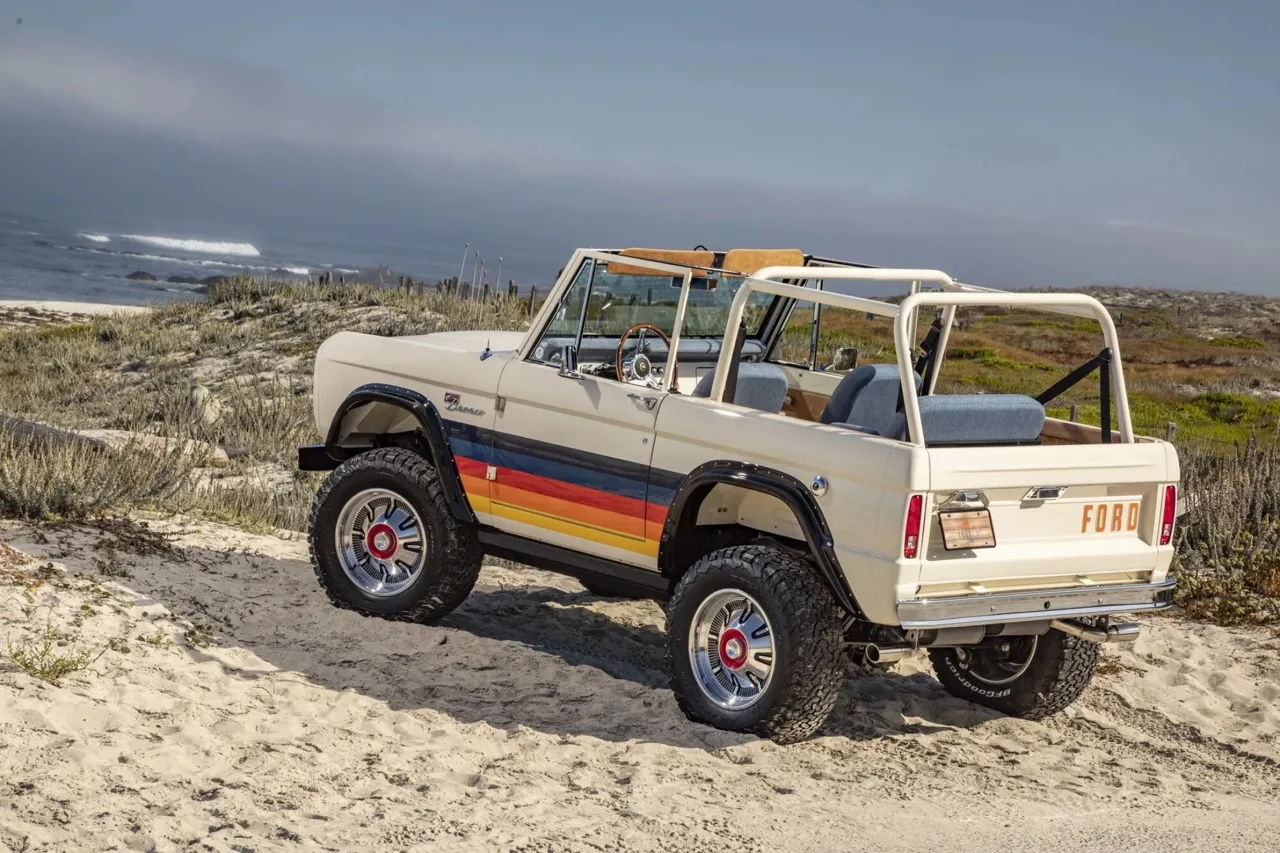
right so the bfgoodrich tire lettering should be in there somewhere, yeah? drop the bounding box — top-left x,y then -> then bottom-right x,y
929,630 -> 1100,719
666,544 -> 846,744
308,447 -> 481,622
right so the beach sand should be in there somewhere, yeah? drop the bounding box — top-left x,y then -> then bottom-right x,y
0,300 -> 149,331
1,518 -> 1277,852
0,300 -> 148,316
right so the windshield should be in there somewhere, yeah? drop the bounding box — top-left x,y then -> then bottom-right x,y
576,268 -> 776,338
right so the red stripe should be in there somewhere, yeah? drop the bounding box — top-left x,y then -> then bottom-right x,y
496,466 -> 648,519
456,456 -> 487,478
458,454 -> 669,531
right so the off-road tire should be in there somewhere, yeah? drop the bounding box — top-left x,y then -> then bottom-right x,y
666,545 -> 846,744
308,448 -> 481,622
928,630 -> 1099,719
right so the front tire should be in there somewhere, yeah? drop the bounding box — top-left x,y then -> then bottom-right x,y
928,630 -> 1099,719
308,448 -> 481,622
666,545 -> 846,744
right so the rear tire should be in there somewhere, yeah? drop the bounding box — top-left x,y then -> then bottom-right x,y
666,545 -> 846,744
929,630 -> 1099,719
308,448 -> 481,623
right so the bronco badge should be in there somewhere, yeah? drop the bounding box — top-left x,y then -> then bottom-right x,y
443,392 -> 486,418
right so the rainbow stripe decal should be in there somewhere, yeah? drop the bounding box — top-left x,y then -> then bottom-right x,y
444,420 -> 683,558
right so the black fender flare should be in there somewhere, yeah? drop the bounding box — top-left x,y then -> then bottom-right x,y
657,460 -> 861,616
298,382 -> 475,523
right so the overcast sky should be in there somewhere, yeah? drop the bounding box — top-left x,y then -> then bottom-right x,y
1,1 -> 1277,291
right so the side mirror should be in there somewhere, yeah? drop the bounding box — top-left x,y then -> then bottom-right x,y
558,344 -> 584,380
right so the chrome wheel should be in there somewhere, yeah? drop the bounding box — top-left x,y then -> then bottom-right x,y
335,488 -> 428,597
688,589 -> 776,711
953,636 -> 1039,686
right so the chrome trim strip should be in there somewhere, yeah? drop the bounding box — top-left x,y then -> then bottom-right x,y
897,579 -> 1175,629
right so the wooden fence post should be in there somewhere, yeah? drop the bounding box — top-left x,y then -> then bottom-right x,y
1165,422 -> 1176,442
1069,403 -> 1079,422
528,286 -> 537,316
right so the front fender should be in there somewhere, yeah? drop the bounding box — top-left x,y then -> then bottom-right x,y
298,383 -> 475,524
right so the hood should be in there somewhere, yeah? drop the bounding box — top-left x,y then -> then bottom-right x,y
399,329 -> 527,354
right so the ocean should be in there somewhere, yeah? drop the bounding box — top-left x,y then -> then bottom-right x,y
0,211 -> 547,306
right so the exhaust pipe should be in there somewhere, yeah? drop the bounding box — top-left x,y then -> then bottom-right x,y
857,627 -> 988,665
862,644 -> 911,665
1050,619 -> 1140,644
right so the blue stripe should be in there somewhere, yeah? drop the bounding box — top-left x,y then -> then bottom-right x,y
492,445 -> 651,503
443,418 -> 681,507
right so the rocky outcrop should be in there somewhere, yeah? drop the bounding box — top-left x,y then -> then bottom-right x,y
188,384 -> 223,429
126,270 -> 157,281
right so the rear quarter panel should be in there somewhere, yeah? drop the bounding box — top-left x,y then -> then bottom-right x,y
652,394 -> 926,622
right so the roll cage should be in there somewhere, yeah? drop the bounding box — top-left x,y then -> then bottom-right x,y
517,249 -> 1134,446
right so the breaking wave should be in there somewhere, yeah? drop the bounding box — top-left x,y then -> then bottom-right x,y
120,234 -> 261,257
282,267 -> 310,276
79,232 -> 110,243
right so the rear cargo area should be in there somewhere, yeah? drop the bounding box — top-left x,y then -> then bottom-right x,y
912,435 -> 1178,598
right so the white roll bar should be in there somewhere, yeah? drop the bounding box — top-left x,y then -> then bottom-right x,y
714,267 -> 1133,445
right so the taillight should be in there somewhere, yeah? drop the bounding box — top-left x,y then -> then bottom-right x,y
903,494 -> 924,558
1159,484 -> 1177,546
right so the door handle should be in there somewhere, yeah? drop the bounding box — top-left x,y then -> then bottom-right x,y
627,393 -> 658,411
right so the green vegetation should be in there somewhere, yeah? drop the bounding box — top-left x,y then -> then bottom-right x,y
1210,336 -> 1266,350
4,613 -> 105,685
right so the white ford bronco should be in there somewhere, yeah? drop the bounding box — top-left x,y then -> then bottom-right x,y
299,248 -> 1179,744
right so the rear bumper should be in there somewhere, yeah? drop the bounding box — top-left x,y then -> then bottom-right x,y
897,578 -> 1175,629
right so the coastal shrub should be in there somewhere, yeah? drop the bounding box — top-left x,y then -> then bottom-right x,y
0,430 -> 193,520
1173,437 -> 1280,624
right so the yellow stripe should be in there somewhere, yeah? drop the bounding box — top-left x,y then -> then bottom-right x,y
488,501 -> 659,557
493,497 -> 645,542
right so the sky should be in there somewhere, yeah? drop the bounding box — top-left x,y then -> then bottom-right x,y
1,0 -> 1277,291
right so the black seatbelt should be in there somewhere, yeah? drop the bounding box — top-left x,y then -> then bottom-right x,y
899,317 -> 944,412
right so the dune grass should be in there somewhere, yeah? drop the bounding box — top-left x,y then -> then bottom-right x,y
0,277 -> 533,531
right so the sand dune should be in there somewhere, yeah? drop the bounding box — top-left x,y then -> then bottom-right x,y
1,518 -> 1277,852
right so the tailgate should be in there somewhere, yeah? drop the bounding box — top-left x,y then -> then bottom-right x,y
914,440 -> 1177,597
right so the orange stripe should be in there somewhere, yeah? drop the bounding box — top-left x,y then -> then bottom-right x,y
493,481 -> 645,540
488,503 -> 659,557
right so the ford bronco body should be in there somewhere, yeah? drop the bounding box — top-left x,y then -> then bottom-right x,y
299,248 -> 1179,744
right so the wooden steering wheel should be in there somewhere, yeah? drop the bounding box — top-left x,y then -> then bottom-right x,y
616,323 -> 676,387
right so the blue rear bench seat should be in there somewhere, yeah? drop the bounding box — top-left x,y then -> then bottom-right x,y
885,393 -> 1045,446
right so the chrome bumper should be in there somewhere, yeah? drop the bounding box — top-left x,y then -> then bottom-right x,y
897,578 -> 1175,629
